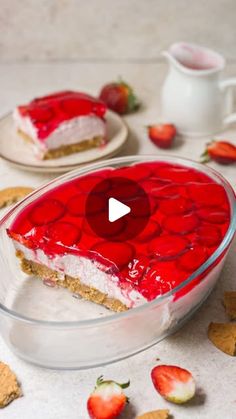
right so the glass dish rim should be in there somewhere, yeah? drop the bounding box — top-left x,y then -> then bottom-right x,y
0,154 -> 235,328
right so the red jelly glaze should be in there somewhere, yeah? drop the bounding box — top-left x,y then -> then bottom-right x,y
17,91 -> 107,140
8,162 -> 231,301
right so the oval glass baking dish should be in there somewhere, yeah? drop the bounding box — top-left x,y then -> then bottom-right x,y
0,155 -> 235,369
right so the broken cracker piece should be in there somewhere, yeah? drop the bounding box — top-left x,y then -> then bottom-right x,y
0,362 -> 22,408
0,187 -> 34,209
137,410 -> 170,419
224,291 -> 236,320
208,322 -> 236,356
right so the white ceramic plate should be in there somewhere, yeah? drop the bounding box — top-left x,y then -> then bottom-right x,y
0,111 -> 128,173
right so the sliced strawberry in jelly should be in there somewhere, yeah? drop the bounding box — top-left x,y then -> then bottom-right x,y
155,166 -> 200,183
196,224 -> 222,247
92,241 -> 135,268
89,211 -> 126,238
67,194 -> 87,216
60,95 -> 106,118
67,193 -> 105,216
76,176 -> 110,194
28,106 -> 54,123
110,180 -> 141,200
136,220 -> 161,241
150,184 -> 184,199
163,213 -> 199,234
138,264 -> 174,300
178,246 -> 208,272
197,207 -> 229,224
125,194 -> 152,217
29,199 -> 65,226
124,255 -> 150,285
45,221 -> 81,246
141,178 -> 165,192
60,98 -> 92,117
109,165 -> 152,181
159,197 -> 193,215
187,183 -> 226,206
149,235 -> 189,259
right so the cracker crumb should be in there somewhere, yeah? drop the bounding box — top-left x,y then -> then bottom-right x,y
137,410 -> 170,419
208,322 -> 236,356
0,362 -> 22,408
0,187 -> 34,209
224,291 -> 236,320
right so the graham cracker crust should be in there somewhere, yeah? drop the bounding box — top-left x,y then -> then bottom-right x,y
18,130 -> 104,160
16,251 -> 128,312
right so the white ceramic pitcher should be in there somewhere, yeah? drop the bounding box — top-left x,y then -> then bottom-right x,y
161,42 -> 236,136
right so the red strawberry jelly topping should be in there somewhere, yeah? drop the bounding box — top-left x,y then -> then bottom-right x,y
46,222 -> 81,246
136,220 -> 161,241
159,197 -> 193,215
92,241 -> 135,269
197,207 -> 229,224
148,235 -> 190,259
110,165 -> 152,181
196,224 -> 222,247
163,213 -> 199,234
67,194 -> 105,216
155,166 -> 200,183
139,263 -> 175,299
178,246 -> 208,272
17,91 -> 107,140
8,161 -> 230,301
29,199 -> 65,226
187,183 -> 226,206
124,255 -> 150,285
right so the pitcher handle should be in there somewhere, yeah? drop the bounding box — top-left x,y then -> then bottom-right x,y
220,78 -> 236,126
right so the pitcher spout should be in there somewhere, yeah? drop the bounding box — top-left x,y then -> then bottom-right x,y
162,42 -> 225,74
162,49 -> 188,74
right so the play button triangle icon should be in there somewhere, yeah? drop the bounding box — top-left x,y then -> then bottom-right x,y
108,197 -> 131,223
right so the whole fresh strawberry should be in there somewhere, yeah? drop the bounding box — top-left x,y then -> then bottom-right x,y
148,124 -> 176,149
151,365 -> 195,404
201,140 -> 236,165
87,376 -> 130,419
99,80 -> 139,114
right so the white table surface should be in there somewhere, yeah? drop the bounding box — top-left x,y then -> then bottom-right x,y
0,62 -> 235,419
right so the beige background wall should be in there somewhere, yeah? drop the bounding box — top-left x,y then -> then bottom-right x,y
0,0 -> 236,62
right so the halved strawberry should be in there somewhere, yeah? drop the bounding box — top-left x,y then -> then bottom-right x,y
196,224 -> 222,247
159,197 -> 193,215
177,245 -> 208,271
136,220 -> 161,241
45,221 -> 81,246
162,213 -> 199,234
87,376 -> 130,419
197,207 -> 229,224
28,105 -> 54,123
147,124 -> 176,149
187,183 -> 226,207
149,235 -> 189,260
151,365 -> 196,404
99,80 -> 139,114
29,199 -> 65,226
92,241 -> 134,268
201,140 -> 236,165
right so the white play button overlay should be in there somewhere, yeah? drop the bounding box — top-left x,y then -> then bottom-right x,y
108,197 -> 131,222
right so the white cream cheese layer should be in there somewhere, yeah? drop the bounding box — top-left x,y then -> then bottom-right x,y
13,108 -> 106,154
14,241 -> 147,309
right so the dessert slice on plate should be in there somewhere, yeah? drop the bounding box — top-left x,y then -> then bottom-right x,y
7,162 -> 230,312
13,91 -> 107,159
